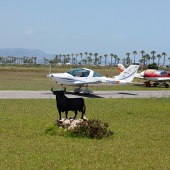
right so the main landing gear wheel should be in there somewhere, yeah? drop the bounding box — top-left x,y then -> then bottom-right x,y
73,87 -> 93,95
73,88 -> 83,94
153,82 -> 159,87
82,85 -> 93,95
165,84 -> 169,88
83,89 -> 93,95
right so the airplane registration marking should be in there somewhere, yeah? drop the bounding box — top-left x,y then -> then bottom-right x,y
119,70 -> 137,80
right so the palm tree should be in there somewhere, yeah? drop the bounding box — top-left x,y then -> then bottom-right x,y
139,58 -> 144,65
88,53 -> 93,64
122,58 -> 126,64
157,54 -> 161,66
73,57 -> 76,64
82,59 -> 85,65
33,57 -> 37,64
133,51 -> 137,63
22,57 -> 25,64
142,54 -> 147,66
43,57 -> 46,64
63,54 -> 66,64
20,57 -> 22,64
71,53 -> 74,65
96,57 -> 99,65
45,58 -> 49,64
104,54 -> 108,65
66,54 -> 70,63
87,56 -> 92,64
84,52 -> 88,60
89,53 -> 93,58
28,57 -> 33,64
99,55 -> 103,64
26,57 -> 29,64
75,54 -> 78,64
53,55 -> 61,64
11,57 -> 14,64
126,52 -> 131,64
94,53 -> 98,65
145,54 -> 151,65
113,55 -> 118,64
126,57 -> 131,65
116,57 -> 120,64
0,56 -> 3,64
162,52 -> 167,66
140,50 -> 145,62
110,53 -> 114,66
59,54 -> 62,63
151,51 -> 156,63
79,53 -> 83,64
10,56 -> 14,64
7,56 -> 11,63
18,57 -> 21,64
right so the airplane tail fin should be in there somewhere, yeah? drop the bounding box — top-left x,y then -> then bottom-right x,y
118,64 -> 126,73
116,65 -> 139,82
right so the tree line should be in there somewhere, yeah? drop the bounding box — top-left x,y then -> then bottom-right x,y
0,51 -> 170,66
48,51 -> 170,66
0,56 -> 37,64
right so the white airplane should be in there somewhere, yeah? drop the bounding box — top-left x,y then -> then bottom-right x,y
47,64 -> 139,94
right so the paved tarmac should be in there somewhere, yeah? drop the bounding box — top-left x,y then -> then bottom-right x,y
1,90 -> 170,99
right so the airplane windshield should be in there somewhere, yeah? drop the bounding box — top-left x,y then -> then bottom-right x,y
159,70 -> 167,76
93,72 -> 103,77
66,68 -> 90,77
156,70 -> 167,76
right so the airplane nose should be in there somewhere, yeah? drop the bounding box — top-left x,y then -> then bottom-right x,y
47,74 -> 53,80
140,71 -> 144,76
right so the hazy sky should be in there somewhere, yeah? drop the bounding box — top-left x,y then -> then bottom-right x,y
1,0 -> 170,62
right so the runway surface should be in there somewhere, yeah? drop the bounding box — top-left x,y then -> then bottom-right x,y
1,90 -> 170,99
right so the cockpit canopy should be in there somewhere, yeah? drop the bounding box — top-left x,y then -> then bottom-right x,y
66,68 -> 103,77
144,70 -> 170,77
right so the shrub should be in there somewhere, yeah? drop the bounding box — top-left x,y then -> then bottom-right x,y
148,63 -> 158,69
45,119 -> 113,139
69,119 -> 113,139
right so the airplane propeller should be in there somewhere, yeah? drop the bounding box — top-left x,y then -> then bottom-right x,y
47,64 -> 52,81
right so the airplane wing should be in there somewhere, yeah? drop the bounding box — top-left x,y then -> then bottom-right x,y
74,80 -> 102,85
126,81 -> 145,85
150,77 -> 170,82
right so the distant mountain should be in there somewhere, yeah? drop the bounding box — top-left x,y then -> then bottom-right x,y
0,48 -> 55,63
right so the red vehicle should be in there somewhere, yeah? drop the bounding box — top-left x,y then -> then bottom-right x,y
139,69 -> 170,88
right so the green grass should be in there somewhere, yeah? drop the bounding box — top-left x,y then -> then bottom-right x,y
0,98 -> 169,169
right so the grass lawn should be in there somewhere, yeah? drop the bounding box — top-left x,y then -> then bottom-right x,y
0,98 -> 169,169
